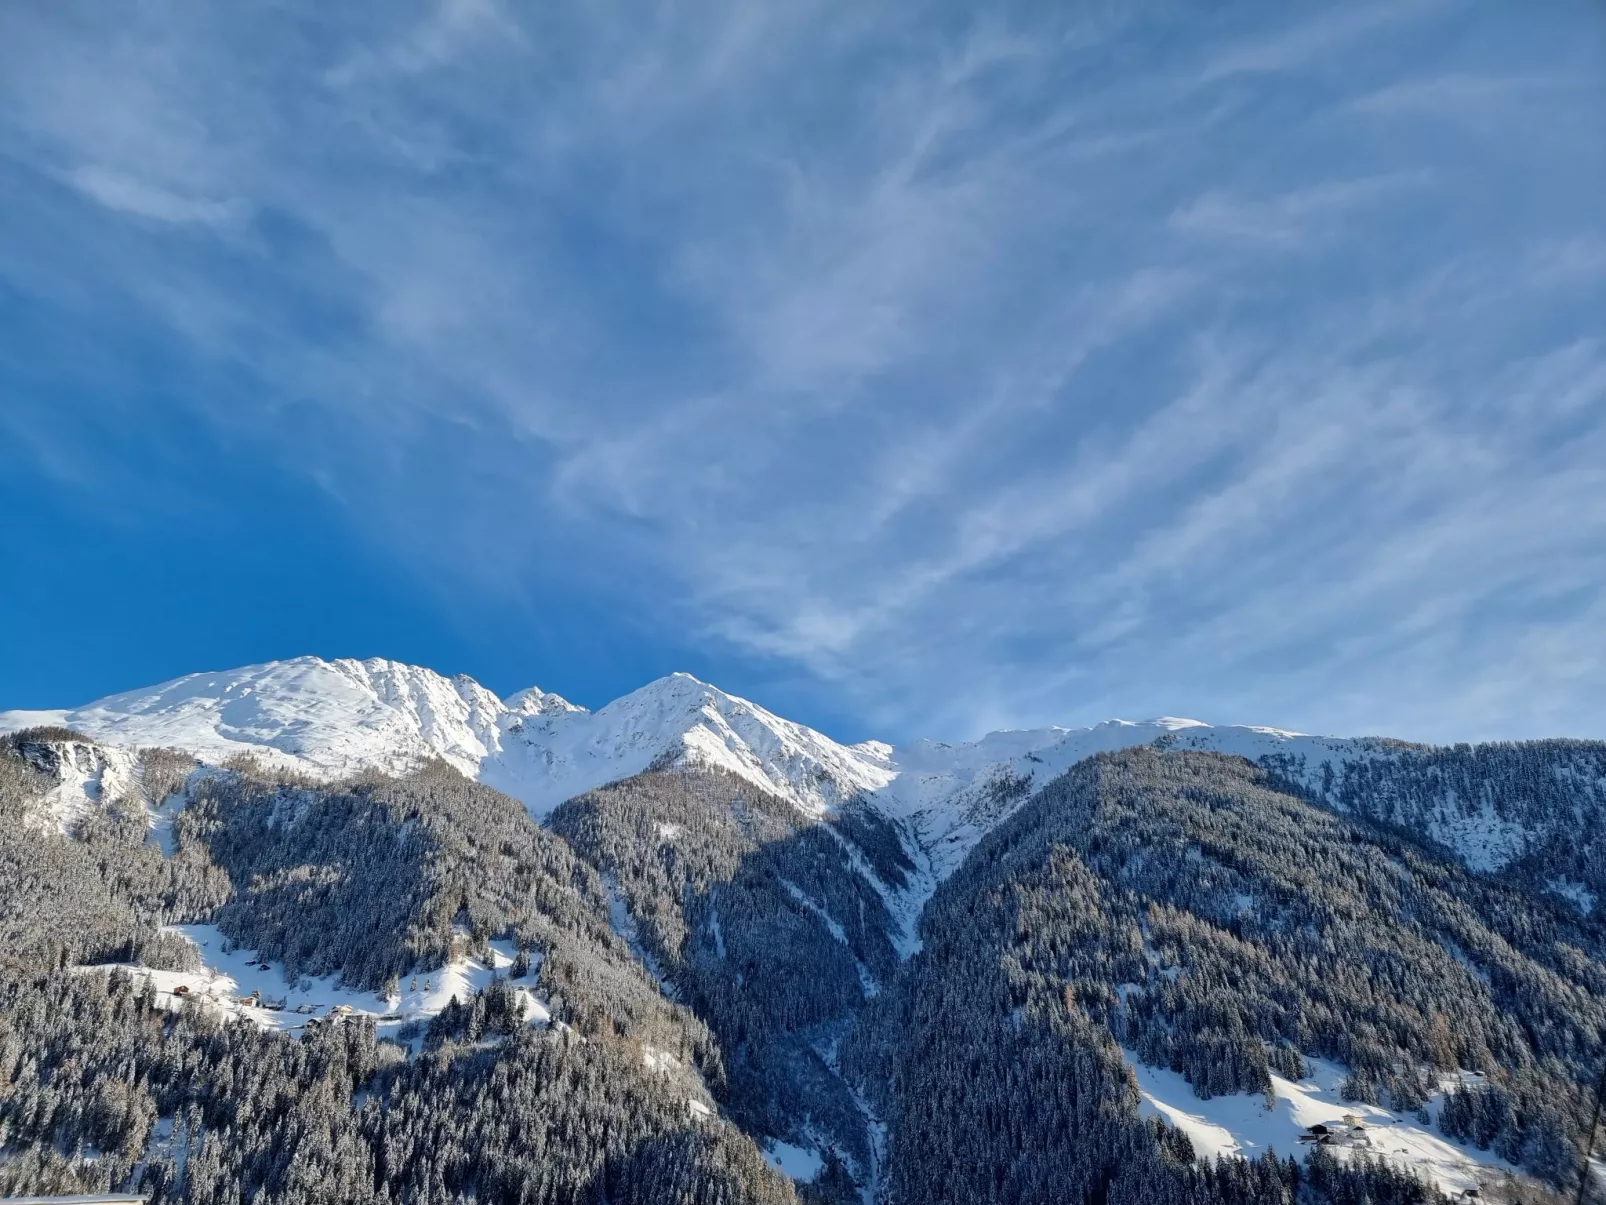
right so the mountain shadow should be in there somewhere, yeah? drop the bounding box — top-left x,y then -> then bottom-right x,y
549,766 -> 920,1194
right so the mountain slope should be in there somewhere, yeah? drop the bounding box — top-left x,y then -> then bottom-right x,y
549,766 -> 925,1188
6,665 -> 1606,1204
9,656 -> 1602,916
1293,739 -> 1606,908
842,747 -> 1606,1203
495,671 -> 895,817
0,733 -> 799,1205
868,717 -> 1402,877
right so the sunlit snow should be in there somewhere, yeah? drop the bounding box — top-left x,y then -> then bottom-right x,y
79,924 -> 549,1036
0,657 -> 1391,865
1126,1052 -> 1531,1198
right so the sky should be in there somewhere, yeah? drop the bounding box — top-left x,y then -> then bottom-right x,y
1,0 -> 1603,746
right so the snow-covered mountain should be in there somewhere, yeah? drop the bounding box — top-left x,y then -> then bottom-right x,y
6,658 -> 1598,1205
489,669 -> 897,816
2,658 -> 517,781
0,657 -> 896,818
871,717 -> 1403,875
0,657 -> 1390,862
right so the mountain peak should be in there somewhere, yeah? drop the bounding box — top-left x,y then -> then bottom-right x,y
503,685 -> 584,717
508,668 -> 896,817
0,656 -> 508,781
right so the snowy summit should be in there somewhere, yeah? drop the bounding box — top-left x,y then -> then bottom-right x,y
1,656 -> 1376,842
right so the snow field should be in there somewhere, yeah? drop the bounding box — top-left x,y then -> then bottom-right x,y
1126,1052 -> 1529,1197
763,1139 -> 824,1182
79,924 -> 550,1036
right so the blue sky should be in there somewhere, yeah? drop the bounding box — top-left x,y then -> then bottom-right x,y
1,0 -> 1603,745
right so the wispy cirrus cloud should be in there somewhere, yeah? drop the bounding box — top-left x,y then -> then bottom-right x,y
0,0 -> 1602,743
1168,172 -> 1430,245
66,165 -> 247,226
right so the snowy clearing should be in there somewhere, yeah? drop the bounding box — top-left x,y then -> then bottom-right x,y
79,924 -> 549,1036
1548,877 -> 1597,915
1126,1052 -> 1530,1198
763,1139 -> 823,1182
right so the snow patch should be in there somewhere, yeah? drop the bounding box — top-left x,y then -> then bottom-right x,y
512,986 -> 551,1026
1424,802 -> 1529,873
16,740 -> 142,834
820,814 -> 934,960
708,893 -> 726,959
604,879 -> 675,997
1126,1052 -> 1529,1198
79,925 -> 549,1036
641,1045 -> 682,1075
1547,877 -> 1596,915
763,1140 -> 823,1182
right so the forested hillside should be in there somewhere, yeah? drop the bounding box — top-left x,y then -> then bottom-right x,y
0,728 -> 225,971
4,720 -> 1605,1205
181,758 -> 724,1070
841,748 -> 1606,1204
0,732 -> 797,1204
550,768 -> 919,1185
1287,740 -> 1606,909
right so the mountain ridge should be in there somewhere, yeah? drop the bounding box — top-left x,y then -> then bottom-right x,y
0,655 -> 1374,836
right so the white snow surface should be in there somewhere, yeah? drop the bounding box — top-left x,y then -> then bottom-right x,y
0,657 -> 893,819
1127,1053 -> 1528,1198
4,658 -> 518,781
0,658 -> 1384,834
25,741 -> 142,834
1425,802 -> 1530,873
79,924 -> 548,1035
1549,877 -> 1598,915
763,1139 -> 824,1182
500,669 -> 896,817
869,719 -> 1388,879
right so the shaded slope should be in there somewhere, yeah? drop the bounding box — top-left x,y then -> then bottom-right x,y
550,767 -> 923,1187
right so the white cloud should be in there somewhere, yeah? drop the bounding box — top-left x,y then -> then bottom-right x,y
1169,173 -> 1429,245
1196,0 -> 1442,82
1347,73 -> 1563,121
67,165 -> 245,226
